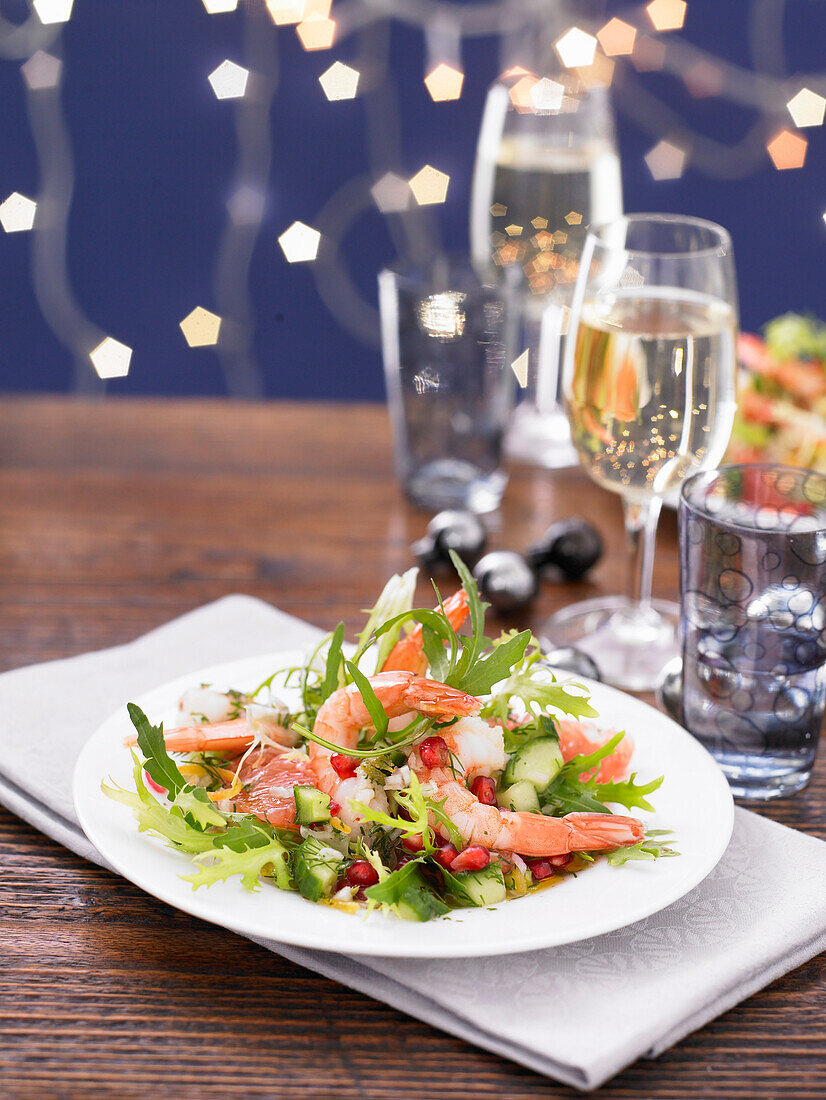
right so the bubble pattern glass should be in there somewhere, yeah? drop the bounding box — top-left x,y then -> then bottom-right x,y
679,464 -> 826,799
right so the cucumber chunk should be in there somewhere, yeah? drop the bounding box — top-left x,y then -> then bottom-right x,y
293,835 -> 343,902
293,784 -> 331,826
499,779 -> 541,814
503,736 -> 564,791
446,863 -> 507,907
395,884 -> 450,922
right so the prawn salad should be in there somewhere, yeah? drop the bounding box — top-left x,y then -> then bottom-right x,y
104,555 -> 677,923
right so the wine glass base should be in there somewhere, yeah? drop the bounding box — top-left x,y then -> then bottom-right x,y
505,405 -> 578,469
541,595 -> 681,693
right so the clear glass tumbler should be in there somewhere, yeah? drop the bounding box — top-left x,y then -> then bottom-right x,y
379,257 -> 514,514
680,464 -> 826,799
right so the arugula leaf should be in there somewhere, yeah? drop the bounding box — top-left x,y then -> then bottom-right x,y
344,659 -> 390,737
321,622 -> 345,702
363,859 -> 449,921
588,773 -> 664,813
445,552 -> 488,684
538,732 -> 665,816
457,629 -> 531,696
422,623 -> 449,682
128,702 -> 186,797
606,830 -> 679,866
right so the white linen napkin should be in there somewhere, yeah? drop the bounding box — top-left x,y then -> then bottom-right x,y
1,595 -> 825,1091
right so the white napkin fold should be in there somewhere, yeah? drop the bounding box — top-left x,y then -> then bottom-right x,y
1,595 -> 825,1091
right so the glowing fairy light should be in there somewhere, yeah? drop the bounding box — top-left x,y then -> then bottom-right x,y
180,307 -> 222,347
0,193 -> 37,233
89,337 -> 132,379
319,61 -> 360,101
424,63 -> 464,102
33,0 -> 73,24
409,165 -> 450,205
645,139 -> 687,179
511,349 -> 529,388
565,211 -> 583,225
505,224 -> 522,236
278,221 -> 321,262
371,172 -> 411,213
21,51 -> 62,91
202,0 -> 238,11
208,60 -> 250,100
490,203 -> 507,217
786,88 -> 826,129
529,77 -> 564,113
266,0 -> 305,25
646,0 -> 687,32
509,75 -> 538,112
766,129 -> 808,170
597,18 -> 637,57
417,293 -> 466,339
531,216 -> 547,229
554,27 -> 597,70
297,16 -> 336,50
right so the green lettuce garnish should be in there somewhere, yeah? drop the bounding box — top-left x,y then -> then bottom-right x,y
605,830 -> 679,866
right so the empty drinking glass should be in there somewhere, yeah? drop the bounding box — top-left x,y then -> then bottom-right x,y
379,258 -> 514,513
679,464 -> 826,799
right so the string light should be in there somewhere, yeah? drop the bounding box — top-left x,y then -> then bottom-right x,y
529,77 -> 564,113
409,165 -> 450,205
645,139 -> 687,180
180,307 -> 222,347
33,0 -> 73,25
0,193 -> 37,233
646,0 -> 687,33
786,89 -> 826,129
21,51 -> 62,91
424,63 -> 465,102
278,221 -> 321,262
89,337 -> 132,379
319,61 -> 359,101
766,129 -> 807,170
597,18 -> 637,57
554,27 -> 597,70
208,60 -> 250,100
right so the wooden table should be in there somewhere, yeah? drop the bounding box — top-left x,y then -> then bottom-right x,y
1,397 -> 823,1099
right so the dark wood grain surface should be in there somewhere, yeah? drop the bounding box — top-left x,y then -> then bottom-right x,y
1,396 -> 823,1099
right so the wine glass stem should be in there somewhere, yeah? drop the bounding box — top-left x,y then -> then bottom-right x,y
623,496 -> 662,611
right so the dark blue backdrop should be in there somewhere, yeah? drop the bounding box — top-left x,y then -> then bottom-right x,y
0,0 -> 824,399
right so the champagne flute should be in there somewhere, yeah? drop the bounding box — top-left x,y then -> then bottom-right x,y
544,214 -> 739,691
470,72 -> 622,469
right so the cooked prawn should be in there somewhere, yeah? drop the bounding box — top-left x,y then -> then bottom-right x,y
310,671 -> 480,828
557,720 -> 634,784
124,709 -> 296,754
381,589 -> 469,675
411,721 -> 643,857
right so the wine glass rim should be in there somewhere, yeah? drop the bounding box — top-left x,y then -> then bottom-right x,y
588,213 -> 732,259
680,463 -> 826,533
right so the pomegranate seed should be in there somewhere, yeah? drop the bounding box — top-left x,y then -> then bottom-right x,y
418,736 -> 449,769
330,753 -> 359,780
470,775 -> 496,805
548,853 -> 573,869
527,859 -> 555,881
451,845 -> 491,873
346,860 -> 380,888
402,834 -> 425,853
329,799 -> 341,816
395,856 -> 415,869
434,843 -> 458,870
144,770 -> 167,795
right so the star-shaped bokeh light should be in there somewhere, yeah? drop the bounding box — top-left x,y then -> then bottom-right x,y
266,0 -> 305,25
565,211 -> 583,225
21,51 -> 62,90
554,27 -> 597,69
89,337 -> 132,379
0,193 -> 37,233
597,18 -> 637,56
409,165 -> 450,205
208,60 -> 250,100
786,88 -> 826,128
33,0 -> 73,24
297,15 -> 336,50
424,63 -> 464,102
371,172 -> 410,213
509,75 -> 538,112
180,307 -> 222,347
490,203 -> 507,217
646,0 -> 687,32
511,349 -> 529,388
766,129 -> 807,170
529,77 -> 564,113
278,221 -> 321,262
319,61 -> 359,101
644,139 -> 687,179
202,0 -> 238,12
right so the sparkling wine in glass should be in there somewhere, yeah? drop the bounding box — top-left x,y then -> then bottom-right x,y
545,215 -> 739,691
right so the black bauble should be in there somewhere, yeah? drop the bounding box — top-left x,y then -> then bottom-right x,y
527,518 -> 603,581
411,510 -> 487,570
473,551 -> 537,614
541,646 -> 602,681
